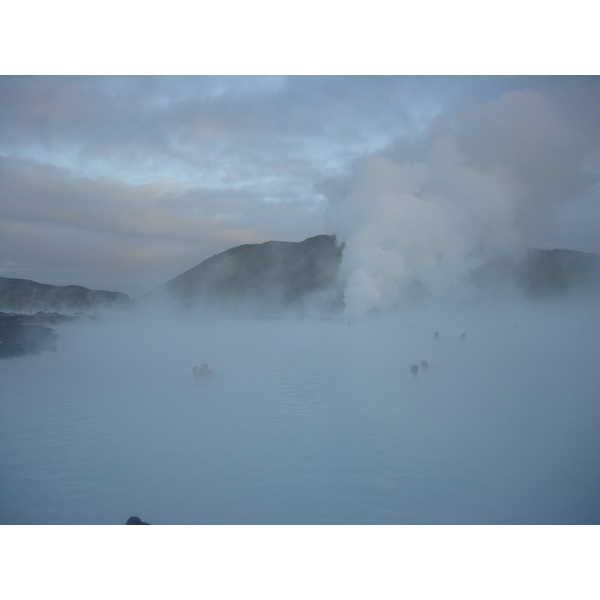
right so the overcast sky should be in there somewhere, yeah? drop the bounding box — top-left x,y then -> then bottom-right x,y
0,75 -> 598,297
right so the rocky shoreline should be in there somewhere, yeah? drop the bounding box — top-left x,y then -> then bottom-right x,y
0,312 -> 81,359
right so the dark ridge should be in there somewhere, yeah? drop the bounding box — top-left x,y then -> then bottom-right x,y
2,239 -> 598,324
142,236 -> 599,313
470,248 -> 600,298
0,277 -> 131,313
138,234 -> 345,314
516,249 -> 600,297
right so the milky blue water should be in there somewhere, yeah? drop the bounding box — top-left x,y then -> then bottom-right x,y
1,302 -> 599,524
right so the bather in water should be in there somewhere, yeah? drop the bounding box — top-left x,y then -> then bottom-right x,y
410,364 -> 419,374
126,516 -> 150,525
193,363 -> 214,377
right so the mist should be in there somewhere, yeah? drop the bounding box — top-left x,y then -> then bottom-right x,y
324,88 -> 600,318
1,292 -> 599,524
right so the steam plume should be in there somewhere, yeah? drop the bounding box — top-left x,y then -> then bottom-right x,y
325,89 -> 599,317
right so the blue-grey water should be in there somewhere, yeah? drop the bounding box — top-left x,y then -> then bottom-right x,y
1,301 -> 599,524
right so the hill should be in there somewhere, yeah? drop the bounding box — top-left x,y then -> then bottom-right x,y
0,277 -> 131,313
138,234 -> 345,314
471,248 -> 600,299
140,237 -> 600,313
2,237 -> 598,320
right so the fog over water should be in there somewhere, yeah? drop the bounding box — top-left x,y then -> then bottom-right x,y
2,296 -> 599,525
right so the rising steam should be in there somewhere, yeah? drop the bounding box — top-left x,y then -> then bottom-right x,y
325,89 -> 599,318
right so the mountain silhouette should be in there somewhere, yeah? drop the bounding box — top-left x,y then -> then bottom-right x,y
137,234 -> 345,314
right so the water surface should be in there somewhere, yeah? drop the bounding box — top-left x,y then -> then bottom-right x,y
1,303 -> 599,524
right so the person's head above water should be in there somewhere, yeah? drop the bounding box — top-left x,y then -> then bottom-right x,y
193,364 -> 214,377
126,516 -> 149,525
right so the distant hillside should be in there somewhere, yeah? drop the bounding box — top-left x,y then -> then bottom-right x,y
517,249 -> 600,297
140,236 -> 600,314
471,248 -> 600,299
2,237 -> 597,318
139,234 -> 345,314
0,277 -> 131,313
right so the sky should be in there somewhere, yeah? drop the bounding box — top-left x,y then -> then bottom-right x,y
1,75 -> 599,298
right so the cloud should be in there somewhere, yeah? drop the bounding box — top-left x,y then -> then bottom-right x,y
0,157 -> 325,295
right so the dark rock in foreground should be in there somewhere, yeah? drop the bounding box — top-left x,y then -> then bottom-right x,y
0,313 -> 64,359
0,312 -> 93,359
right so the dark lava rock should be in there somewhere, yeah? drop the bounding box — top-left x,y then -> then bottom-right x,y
0,313 -> 61,359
